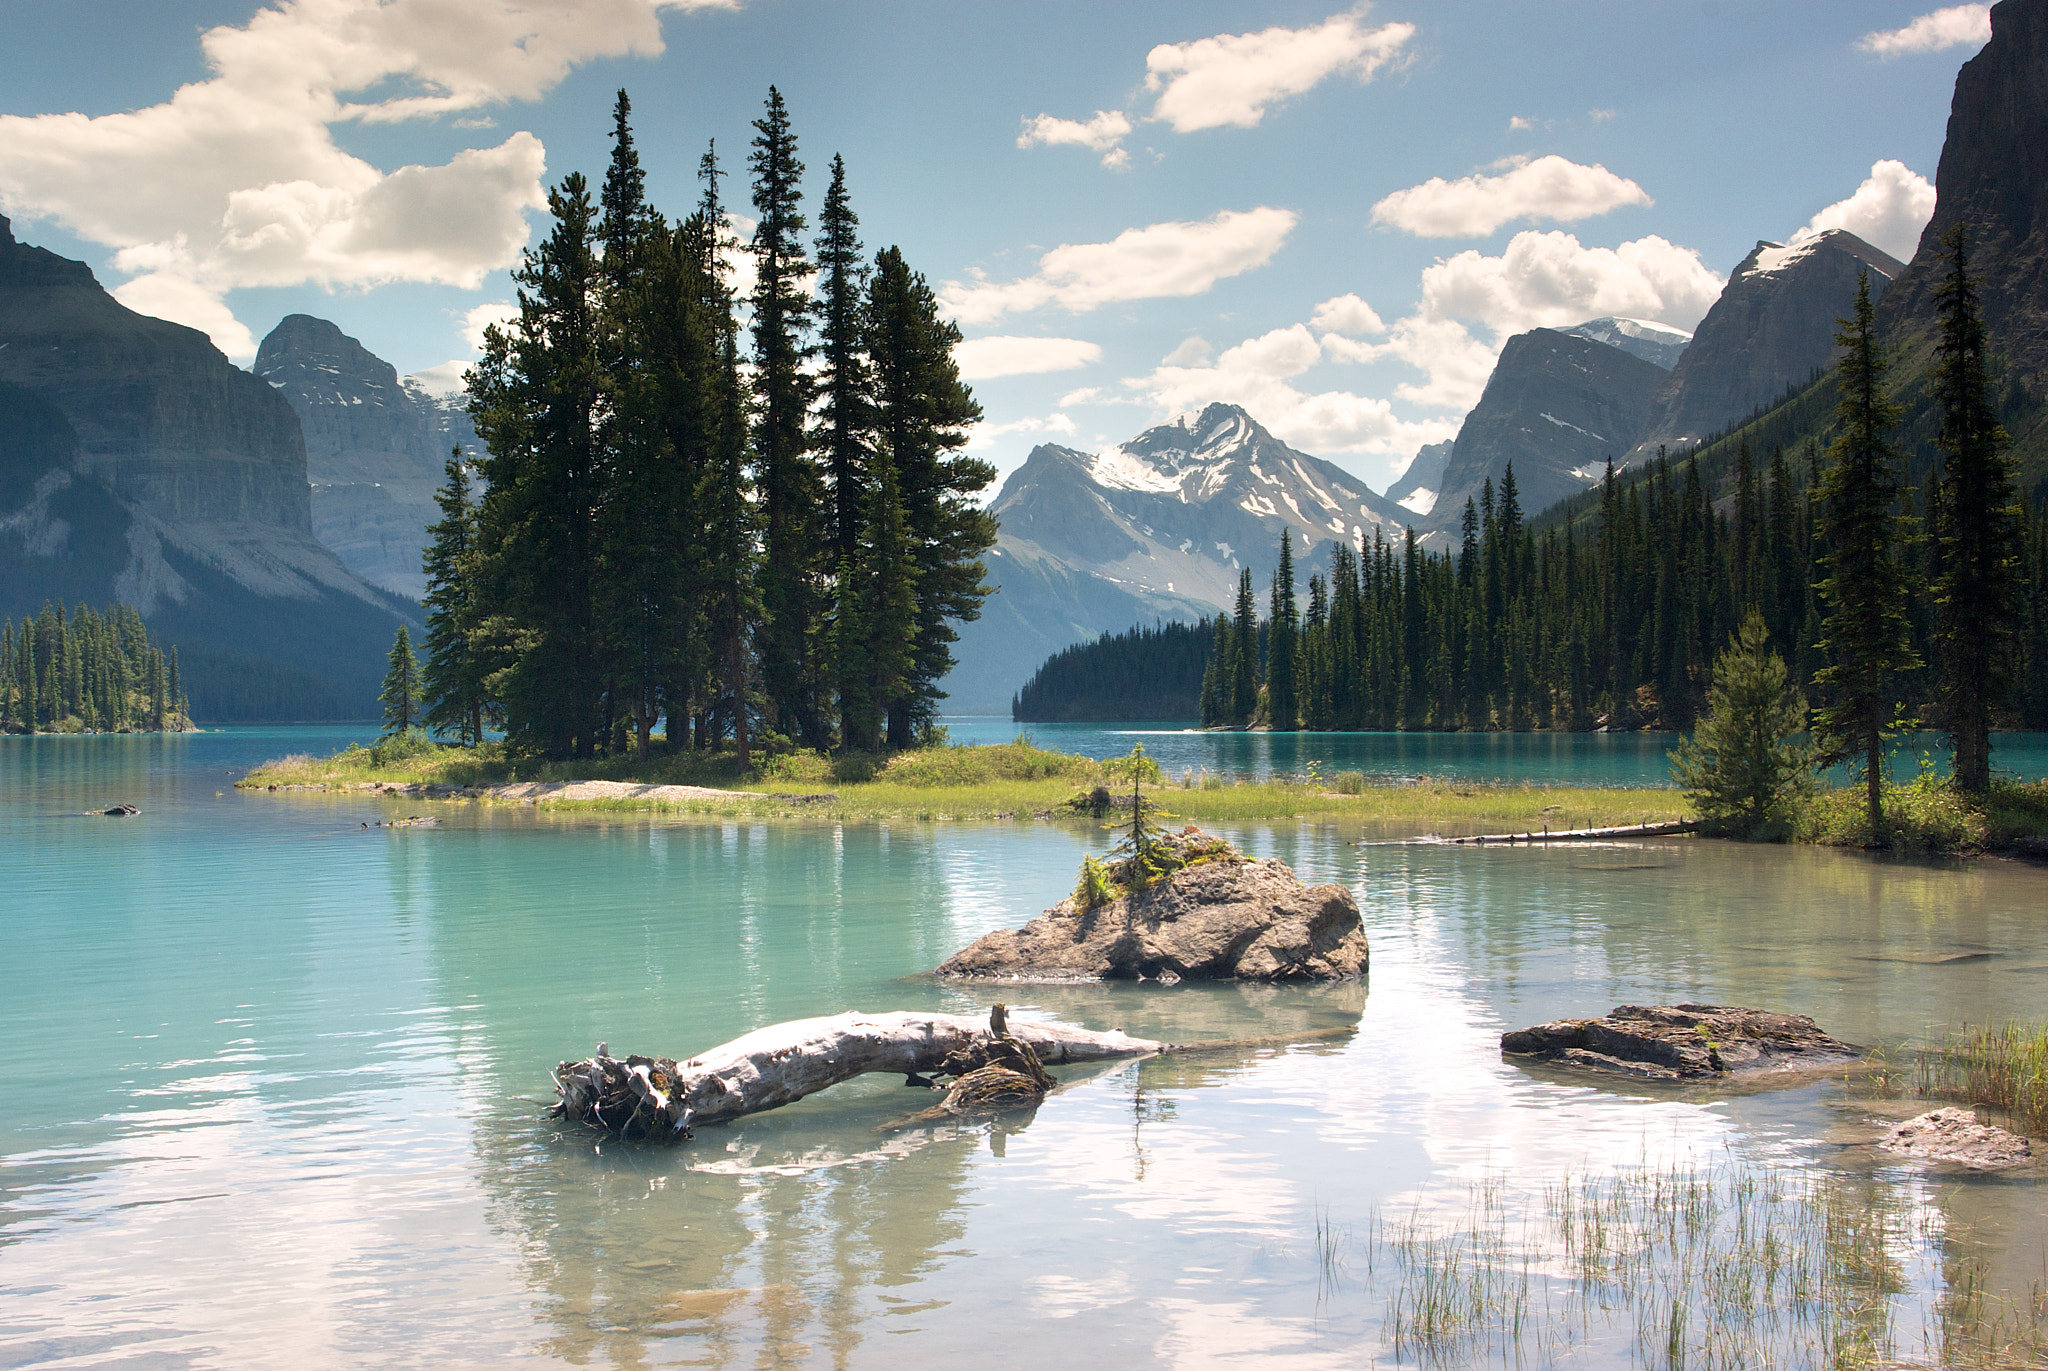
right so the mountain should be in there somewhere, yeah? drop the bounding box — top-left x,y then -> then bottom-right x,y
1386,439 -> 1451,516
1625,230 -> 1905,463
947,403 -> 1414,712
256,315 -> 479,601
1423,328 -> 1670,539
0,218 -> 415,719
1559,316 -> 1692,369
1879,0 -> 2048,393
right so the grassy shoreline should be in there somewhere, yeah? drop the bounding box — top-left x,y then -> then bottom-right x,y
237,737 -> 1687,829
236,735 -> 2048,846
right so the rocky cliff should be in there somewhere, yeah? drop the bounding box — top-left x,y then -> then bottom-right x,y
256,314 -> 476,601
1426,328 -> 1670,535
0,219 -> 415,718
1626,230 -> 1904,463
1878,0 -> 2048,386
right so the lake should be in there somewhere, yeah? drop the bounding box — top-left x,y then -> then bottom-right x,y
2,726 -> 2044,1367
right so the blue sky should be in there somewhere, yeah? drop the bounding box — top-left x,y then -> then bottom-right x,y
0,1 -> 1991,491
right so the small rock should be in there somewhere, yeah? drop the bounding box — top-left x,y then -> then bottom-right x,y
1501,1003 -> 1859,1079
100,804 -> 140,816
1879,1107 -> 2034,1169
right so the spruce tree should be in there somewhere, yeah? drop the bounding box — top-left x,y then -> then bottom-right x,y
1670,609 -> 1813,838
1928,225 -> 2022,795
380,627 -> 423,737
468,171 -> 606,758
422,453 -> 489,746
1199,612 -> 1232,727
1230,567 -> 1258,725
864,245 -> 994,746
1812,274 -> 1919,840
748,88 -> 828,749
1266,528 -> 1298,728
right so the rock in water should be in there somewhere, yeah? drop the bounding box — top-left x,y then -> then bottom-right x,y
1878,1108 -> 2034,1170
937,842 -> 1366,982
1500,1004 -> 1858,1080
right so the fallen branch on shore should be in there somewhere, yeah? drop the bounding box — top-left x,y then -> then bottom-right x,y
1442,819 -> 1698,845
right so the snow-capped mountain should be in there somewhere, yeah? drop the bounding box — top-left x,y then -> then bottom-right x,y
947,403 -> 1413,710
1559,316 -> 1692,370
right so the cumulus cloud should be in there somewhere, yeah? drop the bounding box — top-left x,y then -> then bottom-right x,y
1791,159 -> 1936,262
1016,9 -> 1412,170
1313,230 -> 1723,414
1859,5 -> 1991,57
953,335 -> 1103,380
939,207 -> 1297,326
1144,10 -> 1415,133
1016,111 -> 1133,170
460,300 -> 522,352
1309,293 -> 1386,336
0,0 -> 727,357
1370,155 -> 1653,238
1121,324 -> 1457,457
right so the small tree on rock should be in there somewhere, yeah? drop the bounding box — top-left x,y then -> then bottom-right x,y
1670,609 -> 1813,838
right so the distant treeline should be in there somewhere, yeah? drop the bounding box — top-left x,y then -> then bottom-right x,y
1,601 -> 190,734
1011,620 -> 1216,721
1024,453 -> 2048,733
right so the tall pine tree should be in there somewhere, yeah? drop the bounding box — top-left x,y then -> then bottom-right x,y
1813,273 -> 1919,839
1928,224 -> 2022,795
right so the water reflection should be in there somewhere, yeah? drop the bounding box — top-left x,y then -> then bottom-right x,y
3,732 -> 2044,1367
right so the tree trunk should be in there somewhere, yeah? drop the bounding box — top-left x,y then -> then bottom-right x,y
551,1010 -> 1167,1139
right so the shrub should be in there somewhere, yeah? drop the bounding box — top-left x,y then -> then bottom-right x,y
1670,610 -> 1813,839
368,729 -> 441,767
1073,854 -> 1115,910
1797,762 -> 1988,851
1331,769 -> 1367,795
1100,742 -> 1165,787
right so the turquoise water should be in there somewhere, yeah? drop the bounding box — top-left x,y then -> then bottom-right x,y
953,717 -> 2048,787
2,728 -> 2045,1367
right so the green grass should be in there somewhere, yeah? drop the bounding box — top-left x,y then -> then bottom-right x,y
1914,1021 -> 2048,1138
239,737 -> 1689,828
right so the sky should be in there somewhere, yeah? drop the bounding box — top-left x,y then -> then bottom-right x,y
0,0 -> 1996,494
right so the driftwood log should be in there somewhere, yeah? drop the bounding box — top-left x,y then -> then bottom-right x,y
549,1006 -> 1167,1141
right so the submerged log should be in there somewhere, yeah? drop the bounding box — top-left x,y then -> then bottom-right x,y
1444,820 -> 1697,844
549,1007 -> 1166,1141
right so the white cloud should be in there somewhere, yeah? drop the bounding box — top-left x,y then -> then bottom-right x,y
939,207 -> 1297,326
1414,230 -> 1723,338
1144,11 -> 1416,133
110,273 -> 259,359
966,412 -> 1079,450
1123,323 -> 1457,457
1859,5 -> 1991,57
1162,335 -> 1214,366
1016,111 -> 1133,170
1309,292 -> 1385,336
404,359 -> 472,399
1370,155 -> 1652,238
0,0 -> 728,358
1320,231 -> 1722,413
460,300 -> 521,351
1791,159 -> 1936,262
1508,115 -> 1534,132
953,335 -> 1103,380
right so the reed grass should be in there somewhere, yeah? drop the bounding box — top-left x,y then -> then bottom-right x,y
1333,1160 -> 2044,1369
1914,1022 -> 2048,1137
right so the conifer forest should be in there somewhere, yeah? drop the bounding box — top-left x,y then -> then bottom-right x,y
1026,250 -> 2048,748
419,89 -> 995,762
1,601 -> 190,734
